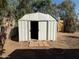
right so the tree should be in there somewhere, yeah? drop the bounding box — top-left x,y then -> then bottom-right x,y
0,0 -> 8,25
15,0 -> 58,20
0,0 -> 7,16
0,0 -> 7,8
58,0 -> 76,33
32,0 -> 58,17
16,0 -> 32,19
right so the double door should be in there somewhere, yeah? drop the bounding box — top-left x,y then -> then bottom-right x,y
29,21 -> 47,40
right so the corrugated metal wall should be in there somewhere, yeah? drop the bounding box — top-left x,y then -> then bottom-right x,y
53,20 -> 57,41
48,21 -> 54,40
18,20 -> 57,41
48,20 -> 57,41
39,22 -> 47,40
18,21 -> 28,41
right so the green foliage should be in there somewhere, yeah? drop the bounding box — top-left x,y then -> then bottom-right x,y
58,0 -> 76,33
0,0 -> 7,8
15,0 -> 58,20
77,24 -> 79,30
15,0 -> 32,20
0,0 -> 8,23
32,0 -> 57,16
0,0 -> 7,14
0,0 -> 58,21
0,0 -> 77,33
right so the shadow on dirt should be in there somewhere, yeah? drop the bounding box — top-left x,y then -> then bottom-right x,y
64,35 -> 79,39
1,48 -> 79,59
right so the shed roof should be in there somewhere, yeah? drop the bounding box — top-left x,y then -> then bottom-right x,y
19,12 -> 56,21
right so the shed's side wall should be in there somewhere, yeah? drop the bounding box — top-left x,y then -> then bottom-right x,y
18,21 -> 22,41
24,21 -> 28,41
54,21 -> 57,41
22,21 -> 25,41
48,21 -> 53,40
48,20 -> 57,41
18,21 -> 28,41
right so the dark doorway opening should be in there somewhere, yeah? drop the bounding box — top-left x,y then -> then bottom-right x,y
31,21 -> 38,39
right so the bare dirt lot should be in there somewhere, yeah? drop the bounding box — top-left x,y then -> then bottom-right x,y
0,32 -> 79,59
54,32 -> 79,49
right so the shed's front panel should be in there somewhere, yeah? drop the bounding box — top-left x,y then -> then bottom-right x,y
18,13 -> 57,41
48,20 -> 57,41
18,21 -> 28,41
39,22 -> 47,40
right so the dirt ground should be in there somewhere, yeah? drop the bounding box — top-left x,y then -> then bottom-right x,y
0,32 -> 79,59
54,32 -> 79,49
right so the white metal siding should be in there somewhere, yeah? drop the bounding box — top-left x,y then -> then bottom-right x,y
19,20 -> 57,41
53,21 -> 57,41
18,13 -> 57,41
18,21 -> 22,41
48,21 -> 54,40
19,21 -> 28,41
39,22 -> 47,40
24,21 -> 28,41
28,21 -> 31,41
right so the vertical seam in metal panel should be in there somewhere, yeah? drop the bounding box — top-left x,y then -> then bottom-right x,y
18,21 -> 20,41
23,21 -> 24,41
27,21 -> 29,41
53,20 -> 55,40
50,21 -> 51,40
24,21 -> 25,41
22,21 -> 24,41
18,21 -> 19,41
21,21 -> 22,41
47,21 -> 48,40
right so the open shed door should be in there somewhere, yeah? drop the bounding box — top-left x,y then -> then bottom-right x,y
39,22 -> 47,40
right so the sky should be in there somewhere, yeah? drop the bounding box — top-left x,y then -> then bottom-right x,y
52,0 -> 79,15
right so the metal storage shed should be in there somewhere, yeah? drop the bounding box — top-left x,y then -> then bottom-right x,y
18,12 -> 57,41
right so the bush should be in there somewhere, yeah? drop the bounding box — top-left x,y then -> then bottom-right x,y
76,23 -> 79,30
64,18 -> 76,33
10,27 -> 18,38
